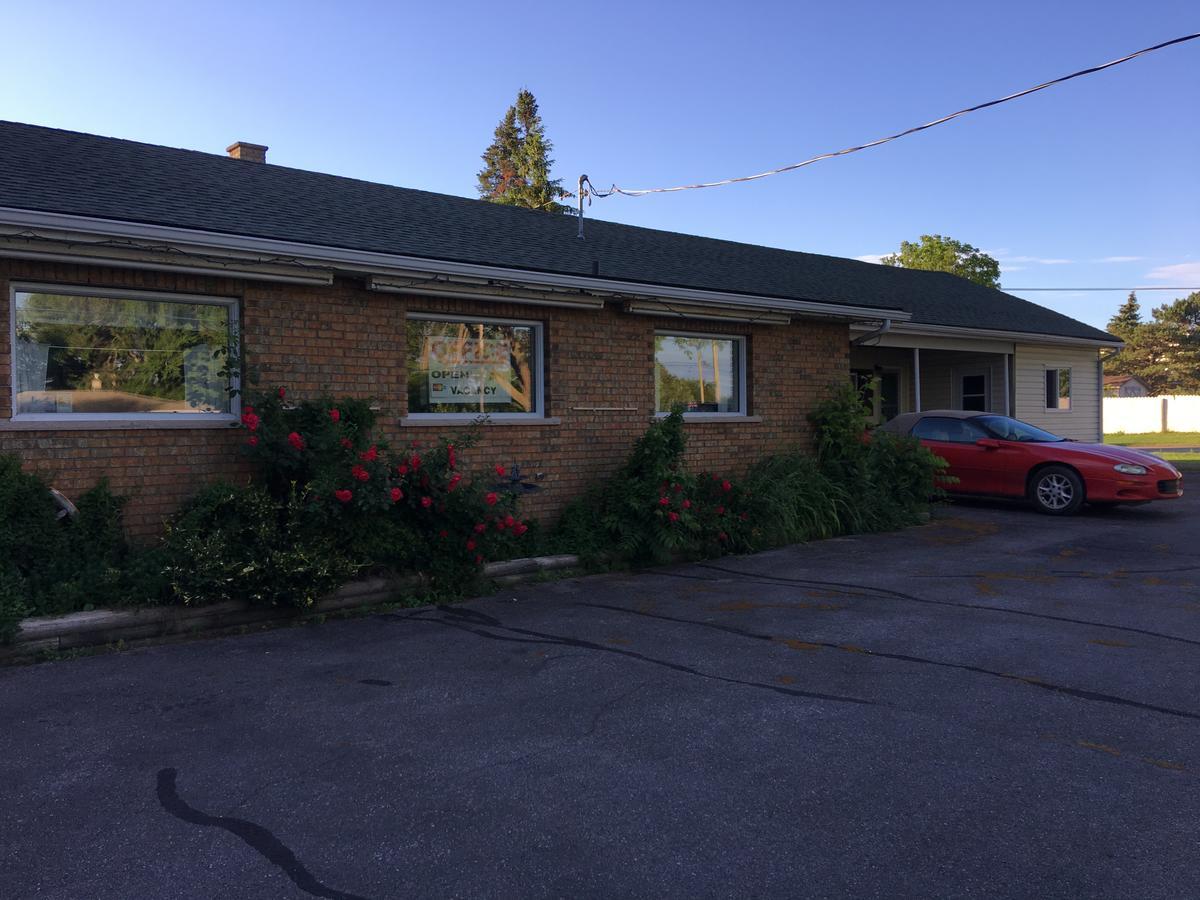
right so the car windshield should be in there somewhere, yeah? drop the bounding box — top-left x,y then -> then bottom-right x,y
975,415 -> 1065,443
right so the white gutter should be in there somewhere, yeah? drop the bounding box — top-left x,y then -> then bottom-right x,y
0,207 -> 910,322
853,320 -> 1122,349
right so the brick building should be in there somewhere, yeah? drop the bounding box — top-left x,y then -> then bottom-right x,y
0,122 -> 1120,536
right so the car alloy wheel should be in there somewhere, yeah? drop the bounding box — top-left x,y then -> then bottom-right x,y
1031,465 -> 1084,515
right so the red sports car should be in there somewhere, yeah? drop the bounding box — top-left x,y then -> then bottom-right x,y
882,410 -> 1184,515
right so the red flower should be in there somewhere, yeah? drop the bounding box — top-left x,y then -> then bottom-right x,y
243,404 -> 254,415
495,519 -> 506,531
334,489 -> 352,504
247,435 -> 259,447
287,431 -> 305,451
715,505 -> 725,515
340,438 -> 353,449
682,499 -> 691,509
277,387 -> 286,400
438,529 -> 449,539
360,445 -> 378,462
740,512 -> 749,521
420,496 -> 433,509
466,539 -> 477,551
448,474 -> 462,492
410,454 -> 422,470
475,554 -> 484,565
495,464 -> 506,477
658,496 -> 669,507
329,408 -> 341,423
397,464 -> 409,476
514,523 -> 528,536
448,445 -> 457,470
504,514 -> 515,527
721,480 -> 732,492
485,492 -> 498,506
351,464 -> 370,482
390,487 -> 403,502
241,412 -> 260,432
672,483 -> 682,493
667,511 -> 680,523
718,531 -> 728,542
473,523 -> 487,534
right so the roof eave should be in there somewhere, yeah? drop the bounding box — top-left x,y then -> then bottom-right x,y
0,206 -> 910,323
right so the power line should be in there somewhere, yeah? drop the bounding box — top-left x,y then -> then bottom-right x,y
1006,286 -> 1200,292
579,32 -> 1199,201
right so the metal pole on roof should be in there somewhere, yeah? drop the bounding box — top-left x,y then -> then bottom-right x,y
577,175 -> 586,239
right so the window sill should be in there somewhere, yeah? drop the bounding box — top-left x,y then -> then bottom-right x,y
0,416 -> 239,431
399,416 -> 562,427
652,414 -> 763,424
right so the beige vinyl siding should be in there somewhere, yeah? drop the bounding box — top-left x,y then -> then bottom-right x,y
919,352 -> 1008,412
1013,344 -> 1101,441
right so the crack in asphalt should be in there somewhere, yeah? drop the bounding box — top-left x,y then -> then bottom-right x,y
156,768 -> 370,900
391,605 -> 878,709
584,603 -> 1200,723
676,562 -> 1200,649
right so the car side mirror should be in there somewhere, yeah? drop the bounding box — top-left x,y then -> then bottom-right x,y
976,438 -> 1002,449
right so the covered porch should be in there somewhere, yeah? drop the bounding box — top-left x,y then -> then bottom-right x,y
849,331 -> 1016,425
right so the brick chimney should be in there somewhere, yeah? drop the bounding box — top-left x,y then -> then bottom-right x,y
226,141 -> 268,163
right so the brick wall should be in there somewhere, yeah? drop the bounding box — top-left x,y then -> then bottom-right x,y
0,259 -> 849,538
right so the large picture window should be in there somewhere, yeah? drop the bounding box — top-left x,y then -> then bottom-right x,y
11,286 -> 239,420
655,332 -> 745,415
406,315 -> 542,417
1045,368 -> 1071,410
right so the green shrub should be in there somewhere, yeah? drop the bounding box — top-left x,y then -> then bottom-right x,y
0,457 -> 141,627
237,389 -> 533,590
0,568 -> 28,644
0,455 -> 64,582
807,383 -> 945,532
741,453 -> 849,547
555,409 -> 753,564
161,482 -> 349,608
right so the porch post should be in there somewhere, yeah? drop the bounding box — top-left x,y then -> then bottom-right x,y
913,348 -> 922,412
1003,353 -> 1011,416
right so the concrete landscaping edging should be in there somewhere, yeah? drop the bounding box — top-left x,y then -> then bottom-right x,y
1,554 -> 581,663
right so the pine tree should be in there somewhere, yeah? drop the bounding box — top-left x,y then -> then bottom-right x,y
477,90 -> 569,213
1107,291 -> 1142,338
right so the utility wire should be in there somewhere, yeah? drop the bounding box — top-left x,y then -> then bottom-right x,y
581,32 -> 1200,200
1006,286 -> 1200,292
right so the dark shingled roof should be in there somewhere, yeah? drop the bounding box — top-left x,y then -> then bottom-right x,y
0,121 -> 1116,343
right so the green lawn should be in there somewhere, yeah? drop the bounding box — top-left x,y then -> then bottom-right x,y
1149,452 -> 1200,465
1105,432 -> 1200,447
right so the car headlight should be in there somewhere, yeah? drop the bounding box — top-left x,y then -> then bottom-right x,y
1114,463 -> 1148,476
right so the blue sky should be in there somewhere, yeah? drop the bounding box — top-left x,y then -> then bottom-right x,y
3,1 -> 1197,328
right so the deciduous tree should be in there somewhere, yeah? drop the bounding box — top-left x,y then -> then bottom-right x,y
880,234 -> 1001,288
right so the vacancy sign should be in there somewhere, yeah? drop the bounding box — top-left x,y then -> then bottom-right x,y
426,336 -> 510,404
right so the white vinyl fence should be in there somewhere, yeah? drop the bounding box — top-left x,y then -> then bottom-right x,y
1104,395 -> 1200,434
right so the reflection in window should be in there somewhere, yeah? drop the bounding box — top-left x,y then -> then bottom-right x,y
655,334 -> 742,414
1045,368 -> 1071,410
406,318 -> 538,415
14,290 -> 235,416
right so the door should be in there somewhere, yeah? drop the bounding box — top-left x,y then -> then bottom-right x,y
959,371 -> 989,412
910,415 -> 1005,494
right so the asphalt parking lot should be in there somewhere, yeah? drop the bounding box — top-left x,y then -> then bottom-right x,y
2,483 -> 1199,899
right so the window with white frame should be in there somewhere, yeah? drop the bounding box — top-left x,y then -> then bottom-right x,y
406,315 -> 543,417
654,332 -> 745,415
11,286 -> 239,419
1045,368 -> 1071,410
